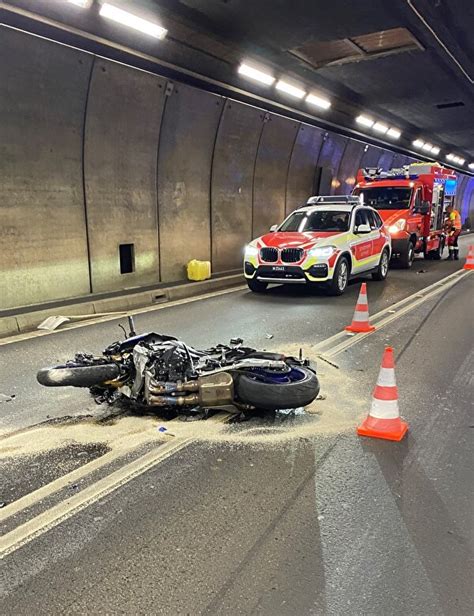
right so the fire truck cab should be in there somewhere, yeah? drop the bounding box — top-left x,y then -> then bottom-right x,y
353,162 -> 457,268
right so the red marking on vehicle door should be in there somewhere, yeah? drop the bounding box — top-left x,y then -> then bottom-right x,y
372,230 -> 385,255
352,238 -> 373,260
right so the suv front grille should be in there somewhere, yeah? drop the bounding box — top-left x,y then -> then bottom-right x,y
281,248 -> 304,263
260,247 -> 278,262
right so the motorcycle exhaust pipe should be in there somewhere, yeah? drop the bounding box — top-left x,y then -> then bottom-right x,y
147,393 -> 200,406
146,372 -> 234,408
148,380 -> 199,395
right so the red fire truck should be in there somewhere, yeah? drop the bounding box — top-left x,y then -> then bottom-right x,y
353,162 -> 457,268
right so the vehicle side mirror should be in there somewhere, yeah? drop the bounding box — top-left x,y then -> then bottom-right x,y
414,201 -> 430,215
269,224 -> 278,232
355,223 -> 371,234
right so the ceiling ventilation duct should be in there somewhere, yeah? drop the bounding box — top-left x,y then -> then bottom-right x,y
289,27 -> 423,69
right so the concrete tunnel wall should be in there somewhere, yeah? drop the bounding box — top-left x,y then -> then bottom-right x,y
1,26 -> 473,311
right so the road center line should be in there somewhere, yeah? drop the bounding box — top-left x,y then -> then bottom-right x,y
0,437 -> 193,559
0,412 -> 233,558
313,269 -> 471,357
1,270 -> 471,557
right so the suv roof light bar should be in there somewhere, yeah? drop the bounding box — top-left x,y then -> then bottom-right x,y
305,195 -> 361,206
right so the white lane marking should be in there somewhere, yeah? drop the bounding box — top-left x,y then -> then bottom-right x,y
0,285 -> 247,346
0,270 -> 471,552
0,447 -> 131,524
0,438 -> 193,558
0,412 -> 233,557
313,269 -> 471,357
326,270 -> 471,357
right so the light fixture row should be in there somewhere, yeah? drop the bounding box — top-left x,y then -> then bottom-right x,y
355,115 -> 401,140
446,153 -> 466,166
67,1 -> 168,39
412,139 -> 441,156
237,63 -> 331,110
66,2 -> 472,171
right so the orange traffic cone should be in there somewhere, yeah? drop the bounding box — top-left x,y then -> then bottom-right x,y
463,245 -> 474,270
357,347 -> 408,441
345,282 -> 375,333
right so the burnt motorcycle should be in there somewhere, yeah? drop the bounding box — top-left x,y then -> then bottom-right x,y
37,317 -> 319,414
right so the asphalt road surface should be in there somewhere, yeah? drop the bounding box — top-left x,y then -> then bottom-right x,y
1,237 -> 473,615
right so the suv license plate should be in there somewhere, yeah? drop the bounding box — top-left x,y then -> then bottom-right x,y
272,266 -> 285,272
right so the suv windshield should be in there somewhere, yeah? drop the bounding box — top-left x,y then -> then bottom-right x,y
355,187 -> 412,210
279,210 -> 350,232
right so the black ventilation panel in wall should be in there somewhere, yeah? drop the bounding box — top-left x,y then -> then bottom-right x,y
119,244 -> 135,274
435,101 -> 465,109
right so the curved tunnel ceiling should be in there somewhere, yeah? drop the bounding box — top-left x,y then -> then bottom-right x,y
1,0 -> 473,174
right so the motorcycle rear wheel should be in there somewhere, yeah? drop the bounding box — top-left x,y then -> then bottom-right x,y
235,366 -> 319,410
37,364 -> 120,388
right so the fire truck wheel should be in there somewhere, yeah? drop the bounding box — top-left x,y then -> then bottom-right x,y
372,249 -> 390,281
399,241 -> 415,269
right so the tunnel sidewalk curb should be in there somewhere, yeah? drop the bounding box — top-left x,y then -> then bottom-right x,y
0,274 -> 244,339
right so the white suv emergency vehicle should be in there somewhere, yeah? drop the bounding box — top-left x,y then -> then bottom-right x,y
244,196 -> 391,295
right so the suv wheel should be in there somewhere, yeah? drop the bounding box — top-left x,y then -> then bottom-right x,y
327,257 -> 349,296
247,278 -> 268,293
372,249 -> 390,281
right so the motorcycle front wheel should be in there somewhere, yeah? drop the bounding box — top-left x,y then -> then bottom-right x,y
37,363 -> 120,388
235,366 -> 319,410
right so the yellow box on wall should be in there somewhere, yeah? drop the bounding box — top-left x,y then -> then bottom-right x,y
187,259 -> 211,281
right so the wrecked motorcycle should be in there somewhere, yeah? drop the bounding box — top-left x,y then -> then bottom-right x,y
37,317 -> 319,413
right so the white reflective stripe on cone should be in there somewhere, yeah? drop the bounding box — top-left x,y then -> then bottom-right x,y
352,310 -> 369,321
359,293 -> 368,302
370,398 -> 400,419
377,367 -> 397,387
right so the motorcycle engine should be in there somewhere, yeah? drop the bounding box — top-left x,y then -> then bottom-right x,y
148,344 -> 194,382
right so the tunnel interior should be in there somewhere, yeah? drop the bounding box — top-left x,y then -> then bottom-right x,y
1,15 -> 473,311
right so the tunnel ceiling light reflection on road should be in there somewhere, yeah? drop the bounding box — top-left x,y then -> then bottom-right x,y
237,63 -> 275,85
99,3 -> 168,39
276,80 -> 306,98
305,93 -> 331,110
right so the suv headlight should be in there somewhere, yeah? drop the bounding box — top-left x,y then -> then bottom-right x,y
244,245 -> 259,257
308,245 -> 337,258
388,219 -> 406,234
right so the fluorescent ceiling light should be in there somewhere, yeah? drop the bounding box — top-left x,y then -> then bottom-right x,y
387,128 -> 401,139
458,158 -> 465,165
99,3 -> 168,39
430,146 -> 440,155
237,63 -> 275,85
276,80 -> 306,98
68,0 -> 89,6
373,122 -> 388,134
422,142 -> 433,151
446,153 -> 454,160
356,115 -> 374,128
306,93 -> 331,110
468,163 -> 474,170
413,139 -> 424,148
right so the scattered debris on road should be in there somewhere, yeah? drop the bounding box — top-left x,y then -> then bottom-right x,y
0,393 -> 15,403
